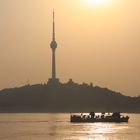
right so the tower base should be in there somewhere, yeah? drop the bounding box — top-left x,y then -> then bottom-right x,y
47,78 -> 60,86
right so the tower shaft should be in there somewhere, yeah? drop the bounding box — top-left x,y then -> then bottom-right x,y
52,49 -> 56,79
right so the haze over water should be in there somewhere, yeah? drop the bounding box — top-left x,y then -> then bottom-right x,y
0,113 -> 139,140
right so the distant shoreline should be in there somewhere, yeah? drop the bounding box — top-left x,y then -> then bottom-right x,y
0,111 -> 139,114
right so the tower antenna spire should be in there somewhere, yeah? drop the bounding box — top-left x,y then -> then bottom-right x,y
53,9 -> 55,41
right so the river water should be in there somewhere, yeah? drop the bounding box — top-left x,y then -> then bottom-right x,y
0,113 -> 139,140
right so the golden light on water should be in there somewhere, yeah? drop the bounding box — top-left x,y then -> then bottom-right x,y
81,122 -> 129,140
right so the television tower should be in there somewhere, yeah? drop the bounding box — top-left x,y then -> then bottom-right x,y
49,11 -> 59,84
50,11 -> 57,80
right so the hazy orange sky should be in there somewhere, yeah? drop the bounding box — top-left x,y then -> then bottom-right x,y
0,0 -> 140,96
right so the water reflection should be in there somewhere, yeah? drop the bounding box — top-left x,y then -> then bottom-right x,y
89,123 -> 129,134
0,113 -> 139,140
70,122 -> 130,140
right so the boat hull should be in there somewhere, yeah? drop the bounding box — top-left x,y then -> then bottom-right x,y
70,115 -> 129,123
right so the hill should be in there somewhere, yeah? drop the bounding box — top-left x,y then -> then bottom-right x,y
0,80 -> 139,113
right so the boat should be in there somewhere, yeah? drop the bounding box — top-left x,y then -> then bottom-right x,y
70,112 -> 129,123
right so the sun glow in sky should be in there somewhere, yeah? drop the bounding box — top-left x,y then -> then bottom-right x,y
83,0 -> 112,6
